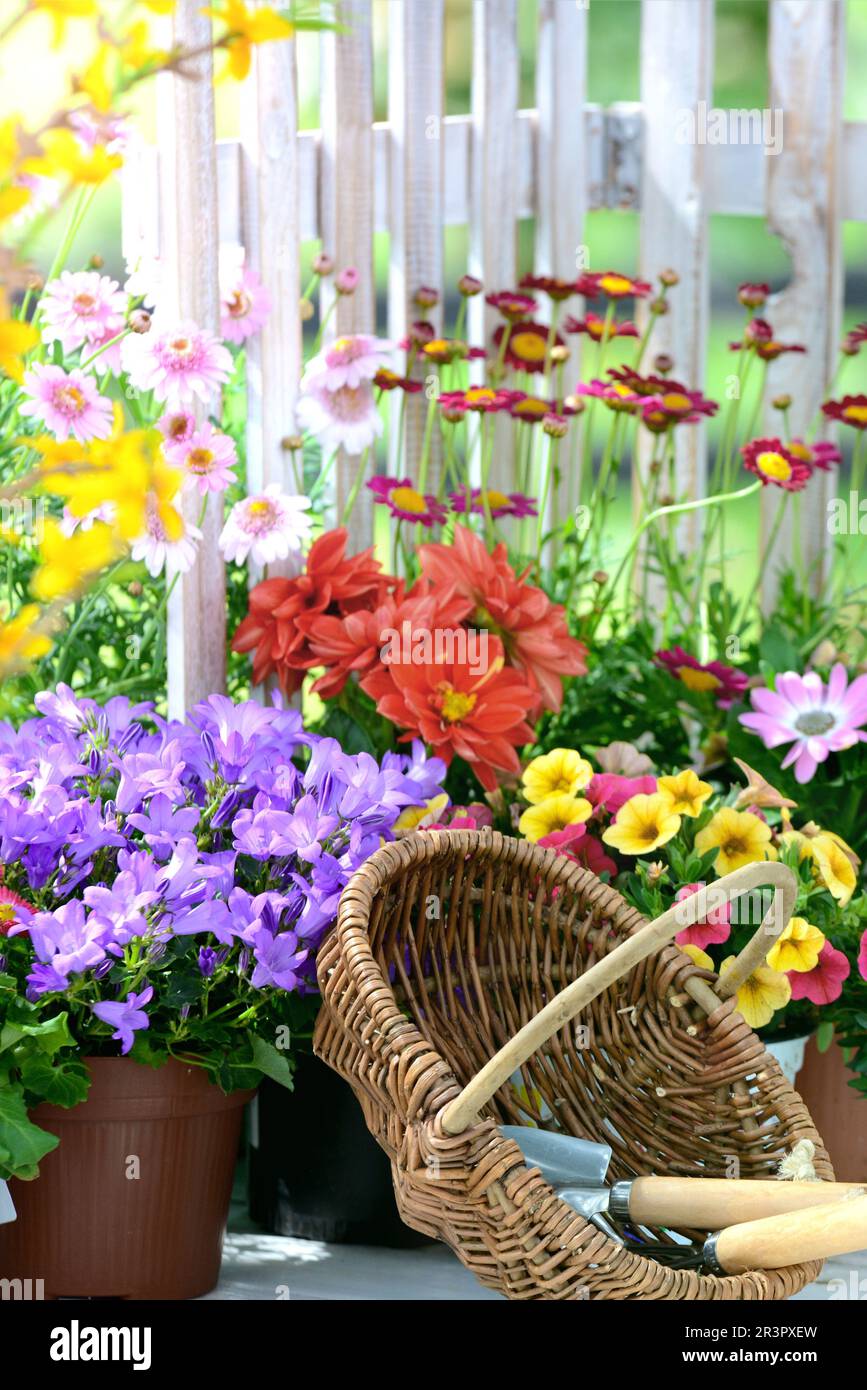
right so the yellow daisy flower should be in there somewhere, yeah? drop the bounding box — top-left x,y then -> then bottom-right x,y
601,792 -> 681,856
719,955 -> 791,1029
657,769 -> 713,818
518,794 -> 592,844
521,748 -> 593,804
766,917 -> 825,974
695,807 -> 775,876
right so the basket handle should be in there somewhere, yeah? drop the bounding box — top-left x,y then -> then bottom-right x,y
440,860 -> 797,1137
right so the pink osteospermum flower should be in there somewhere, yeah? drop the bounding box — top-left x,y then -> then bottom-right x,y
301,333 -> 394,392
655,647 -> 749,707
741,437 -> 812,492
156,409 -> 196,446
20,364 -> 113,443
219,485 -> 312,567
123,320 -> 232,407
40,269 -> 127,361
788,940 -> 851,1005
367,477 -> 447,527
165,422 -> 238,496
220,265 -> 271,345
296,379 -> 383,457
130,499 -> 201,579
674,882 -> 731,951
448,487 -> 537,520
740,664 -> 867,783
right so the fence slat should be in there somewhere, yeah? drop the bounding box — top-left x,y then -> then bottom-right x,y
320,0 -> 376,553
240,25 -> 302,510
763,0 -> 844,606
157,0 -> 226,715
638,0 -> 714,547
387,0 -> 444,485
535,0 -> 587,278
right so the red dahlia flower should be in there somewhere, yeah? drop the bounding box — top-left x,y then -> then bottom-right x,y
231,527 -> 384,693
361,640 -> 536,791
418,524 -> 587,713
741,437 -> 812,491
822,394 -> 867,430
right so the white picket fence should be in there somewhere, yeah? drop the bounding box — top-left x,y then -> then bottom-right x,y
121,0 -> 856,716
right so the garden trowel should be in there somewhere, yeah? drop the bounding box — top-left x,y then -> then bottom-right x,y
500,1125 -> 865,1230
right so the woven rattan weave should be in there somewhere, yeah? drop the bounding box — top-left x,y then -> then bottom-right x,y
314,829 -> 832,1299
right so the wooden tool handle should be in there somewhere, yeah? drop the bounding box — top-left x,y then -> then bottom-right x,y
713,1193 -> 867,1274
627,1177 -> 866,1230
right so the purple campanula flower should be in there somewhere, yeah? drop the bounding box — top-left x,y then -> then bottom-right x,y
26,961 -> 71,998
113,739 -> 188,813
249,925 -> 308,991
28,899 -> 108,977
127,793 -> 200,860
92,985 -> 154,1054
200,729 -> 217,768
198,946 -> 218,977
169,898 -> 234,944
211,788 -> 241,829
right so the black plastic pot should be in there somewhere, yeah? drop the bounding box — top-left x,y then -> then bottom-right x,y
247,1051 -> 429,1247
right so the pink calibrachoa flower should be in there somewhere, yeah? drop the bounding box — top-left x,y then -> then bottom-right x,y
20,363 -> 113,443
219,485 -> 312,568
741,437 -> 812,492
41,269 -> 127,366
166,422 -> 238,496
449,487 -> 537,520
219,264 -> 271,345
739,664 -> 867,784
674,882 -> 731,951
131,499 -> 201,579
586,773 -> 657,816
123,319 -> 232,407
368,477 -> 447,527
302,333 -> 394,392
655,647 -> 749,707
859,929 -> 867,982
788,940 -> 851,1005
156,409 -> 196,446
296,378 -> 383,456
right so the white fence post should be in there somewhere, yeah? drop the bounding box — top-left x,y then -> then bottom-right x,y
638,0 -> 715,542
320,0 -> 376,553
387,0 -> 444,487
763,0 -> 844,607
158,0 -> 226,715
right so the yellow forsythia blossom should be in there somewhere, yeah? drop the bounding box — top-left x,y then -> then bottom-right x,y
31,519 -> 118,602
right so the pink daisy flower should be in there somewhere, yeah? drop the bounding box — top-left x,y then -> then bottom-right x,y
739,663 -> 867,783
219,485 -> 312,568
165,422 -> 238,496
0,884 -> 34,936
788,940 -> 851,1005
655,647 -> 749,708
367,477 -> 447,527
20,363 -> 113,443
448,487 -> 537,520
156,409 -> 196,447
123,320 -> 232,407
674,882 -> 731,951
41,270 -> 127,369
131,500 -> 201,579
296,379 -> 383,457
786,438 -> 842,472
302,333 -> 394,393
220,264 -> 271,345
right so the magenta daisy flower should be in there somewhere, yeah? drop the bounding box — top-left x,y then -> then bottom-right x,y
20,363 -> 113,443
563,311 -> 639,341
219,264 -> 271,345
165,422 -> 238,496
739,664 -> 867,783
741,437 -> 812,491
787,438 -> 841,471
41,269 -> 127,366
123,319 -> 232,407
574,270 -> 652,300
655,646 -> 749,708
367,477 -> 447,527
485,290 -> 537,322
576,379 -> 642,412
640,388 -> 718,433
822,394 -> 867,431
448,488 -> 537,519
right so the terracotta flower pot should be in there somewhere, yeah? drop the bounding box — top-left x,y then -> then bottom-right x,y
796,1037 -> 867,1182
0,1057 -> 253,1299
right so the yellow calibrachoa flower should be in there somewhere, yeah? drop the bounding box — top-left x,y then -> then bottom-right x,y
695,807 -> 775,875
601,793 -> 681,855
204,1 -> 295,81
30,519 -> 118,602
393,794 -> 449,833
519,794 -> 592,843
656,769 -> 712,818
719,955 -> 791,1029
31,0 -> 99,48
0,319 -> 38,382
810,834 -> 857,907
766,917 -> 825,974
0,605 -> 52,669
521,748 -> 593,804
680,944 -> 714,971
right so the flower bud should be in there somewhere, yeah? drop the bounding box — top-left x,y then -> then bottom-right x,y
128,580 -> 143,598
549,343 -> 570,365
842,332 -> 861,357
200,729 -> 217,768
299,297 -> 315,322
89,254 -> 104,270
312,252 -> 334,276
771,393 -> 792,410
563,393 -> 585,414
281,435 -> 304,452
653,352 -> 674,374
542,412 -> 568,438
335,267 -> 359,295
458,274 -> 483,297
649,296 -> 669,316
592,570 -> 608,585
414,285 -> 439,310
659,269 -> 679,287
129,309 -> 151,334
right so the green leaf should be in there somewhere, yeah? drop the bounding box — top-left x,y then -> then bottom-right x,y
0,1086 -> 59,1181
9,1010 -> 73,1057
19,1056 -> 90,1110
758,624 -> 800,674
249,1035 -> 294,1090
816,1020 -> 835,1053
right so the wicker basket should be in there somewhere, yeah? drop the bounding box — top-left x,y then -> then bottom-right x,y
314,829 -> 832,1300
